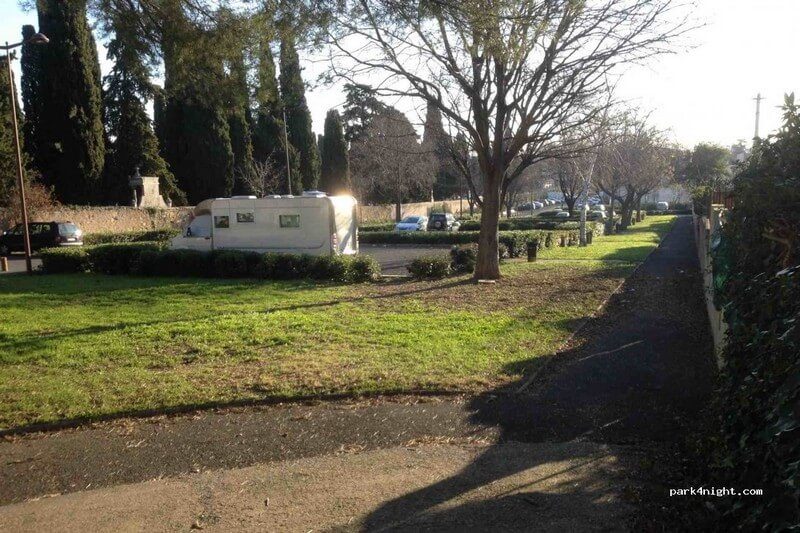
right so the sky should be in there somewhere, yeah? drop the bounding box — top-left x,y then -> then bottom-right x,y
1,0 -> 798,150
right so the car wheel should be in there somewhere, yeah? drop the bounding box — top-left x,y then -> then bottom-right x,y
0,244 -> 9,257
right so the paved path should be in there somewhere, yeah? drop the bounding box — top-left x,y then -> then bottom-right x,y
360,244 -> 451,275
0,256 -> 41,274
0,216 -> 715,531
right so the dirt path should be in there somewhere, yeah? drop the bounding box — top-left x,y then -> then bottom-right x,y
0,216 -> 715,531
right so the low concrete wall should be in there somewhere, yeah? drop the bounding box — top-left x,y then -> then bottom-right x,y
1,206 -> 194,234
694,206 -> 728,368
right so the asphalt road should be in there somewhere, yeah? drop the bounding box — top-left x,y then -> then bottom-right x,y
360,244 -> 452,275
0,255 -> 41,274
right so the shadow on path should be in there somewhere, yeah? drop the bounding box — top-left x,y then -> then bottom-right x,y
360,216 -> 717,531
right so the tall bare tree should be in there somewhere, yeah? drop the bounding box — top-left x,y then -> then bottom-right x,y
349,108 -> 435,221
325,0 -> 693,278
596,115 -> 673,228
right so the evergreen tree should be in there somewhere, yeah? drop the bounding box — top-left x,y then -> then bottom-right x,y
160,12 -> 234,204
0,55 -> 24,205
342,83 -> 388,143
30,0 -> 105,204
227,50 -> 255,195
279,34 -> 319,191
153,85 -> 167,158
252,40 -> 300,194
102,35 -> 185,206
20,25 -> 43,168
422,102 -> 457,199
319,109 -> 350,195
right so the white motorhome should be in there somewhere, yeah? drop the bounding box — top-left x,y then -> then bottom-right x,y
171,192 -> 358,256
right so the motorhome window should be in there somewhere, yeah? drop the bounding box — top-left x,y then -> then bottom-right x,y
214,215 -> 230,229
236,212 -> 255,223
279,214 -> 300,228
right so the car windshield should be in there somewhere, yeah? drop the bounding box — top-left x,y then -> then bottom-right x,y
401,217 -> 420,223
58,223 -> 80,234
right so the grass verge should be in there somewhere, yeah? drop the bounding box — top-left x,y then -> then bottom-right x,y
0,215 -> 676,430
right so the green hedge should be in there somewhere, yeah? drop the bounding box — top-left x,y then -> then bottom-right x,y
39,247 -> 90,273
457,218 -> 603,235
360,229 -> 578,257
359,222 -> 397,232
83,229 -> 179,245
40,245 -> 380,282
88,242 -> 164,275
708,104 -> 800,529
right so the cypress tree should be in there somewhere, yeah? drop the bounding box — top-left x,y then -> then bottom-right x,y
227,50 -> 255,195
319,109 -> 350,195
279,34 -> 319,191
102,36 -> 185,206
31,0 -> 105,204
252,41 -> 300,194
160,13 -> 234,204
422,102 -> 457,199
20,25 -> 43,169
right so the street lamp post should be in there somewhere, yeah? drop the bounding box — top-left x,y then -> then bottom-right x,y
2,32 -> 48,274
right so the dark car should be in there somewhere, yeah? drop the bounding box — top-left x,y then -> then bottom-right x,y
426,213 -> 461,232
0,221 -> 84,256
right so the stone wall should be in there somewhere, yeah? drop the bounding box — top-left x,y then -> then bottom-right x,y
358,199 -> 472,223
1,206 -> 194,234
2,198 -> 473,233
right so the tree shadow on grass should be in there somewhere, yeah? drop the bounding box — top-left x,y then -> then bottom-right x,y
358,218 -> 716,531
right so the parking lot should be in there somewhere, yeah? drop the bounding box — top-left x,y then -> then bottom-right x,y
0,256 -> 41,274
360,244 -> 452,275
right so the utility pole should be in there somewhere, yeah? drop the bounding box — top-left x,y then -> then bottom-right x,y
753,93 -> 764,140
2,33 -> 49,274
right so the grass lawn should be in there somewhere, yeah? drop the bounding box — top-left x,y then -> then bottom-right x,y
0,215 -> 676,429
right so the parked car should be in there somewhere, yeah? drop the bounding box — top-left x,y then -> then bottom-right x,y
0,221 -> 83,256
394,215 -> 428,232
532,201 -> 544,209
516,202 -> 535,212
427,213 -> 461,231
656,201 -> 669,211
554,211 -> 571,219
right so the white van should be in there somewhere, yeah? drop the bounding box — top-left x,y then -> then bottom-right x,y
171,192 -> 358,256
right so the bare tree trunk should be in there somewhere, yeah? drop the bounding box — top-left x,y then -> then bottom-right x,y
565,198 -> 576,217
395,192 -> 402,222
475,177 -> 501,280
607,196 -> 616,234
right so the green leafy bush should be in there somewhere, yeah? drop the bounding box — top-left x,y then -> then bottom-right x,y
212,250 -> 250,278
40,245 -> 380,283
345,255 -> 381,282
450,244 -> 477,273
87,242 -> 163,275
39,247 -> 90,273
709,96 -> 800,529
83,229 -> 179,245
136,249 -> 213,277
407,255 -> 451,280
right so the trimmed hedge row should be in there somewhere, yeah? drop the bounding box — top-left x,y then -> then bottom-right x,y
39,245 -> 380,282
457,218 -> 603,235
360,229 -> 578,258
359,222 -> 397,232
83,229 -> 179,245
